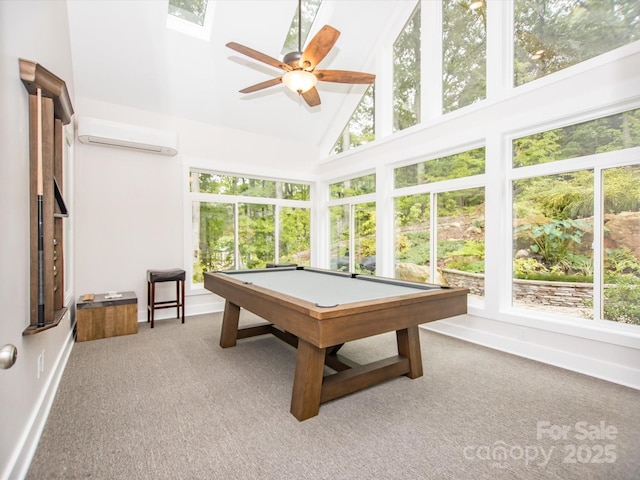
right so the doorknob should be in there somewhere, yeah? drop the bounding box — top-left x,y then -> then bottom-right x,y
0,344 -> 18,369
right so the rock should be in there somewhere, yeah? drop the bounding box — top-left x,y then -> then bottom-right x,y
604,212 -> 640,258
395,263 -> 430,283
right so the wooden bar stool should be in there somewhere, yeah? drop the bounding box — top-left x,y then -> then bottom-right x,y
146,268 -> 185,328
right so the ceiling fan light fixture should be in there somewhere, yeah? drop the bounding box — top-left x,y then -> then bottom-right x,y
282,69 -> 317,94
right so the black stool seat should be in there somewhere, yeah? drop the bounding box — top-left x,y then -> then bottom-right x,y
147,268 -> 185,328
147,268 -> 186,283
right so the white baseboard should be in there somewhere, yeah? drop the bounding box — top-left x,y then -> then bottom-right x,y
4,324 -> 75,480
139,298 -> 640,391
136,298 -> 224,322
424,317 -> 640,391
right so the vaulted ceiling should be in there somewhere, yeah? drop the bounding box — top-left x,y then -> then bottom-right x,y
66,1 -> 414,152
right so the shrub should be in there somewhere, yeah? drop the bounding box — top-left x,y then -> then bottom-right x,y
515,218 -> 589,264
602,276 -> 640,325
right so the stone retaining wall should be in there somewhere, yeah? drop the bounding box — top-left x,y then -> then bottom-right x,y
440,268 -> 593,307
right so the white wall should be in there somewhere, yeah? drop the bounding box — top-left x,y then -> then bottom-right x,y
0,2 -> 76,479
73,97 -> 319,321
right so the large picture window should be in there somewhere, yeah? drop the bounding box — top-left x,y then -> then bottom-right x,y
190,170 -> 311,284
329,174 -> 376,274
442,0 -> 486,113
514,0 -> 640,86
330,85 -> 375,155
394,148 -> 486,298
511,108 -> 640,324
393,2 -> 421,132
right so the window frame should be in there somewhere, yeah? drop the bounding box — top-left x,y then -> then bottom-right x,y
186,166 -> 312,289
166,0 -> 215,41
392,146 -> 486,301
504,107 -> 640,330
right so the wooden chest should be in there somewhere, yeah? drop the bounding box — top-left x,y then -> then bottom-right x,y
76,292 -> 138,342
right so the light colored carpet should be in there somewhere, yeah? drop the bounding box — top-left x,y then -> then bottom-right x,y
27,312 -> 640,479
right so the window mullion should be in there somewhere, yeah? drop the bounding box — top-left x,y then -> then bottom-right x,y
486,0 -> 513,98
349,203 -> 356,272
275,206 -> 280,264
592,167 -> 604,321
234,202 -> 240,270
430,192 -> 438,283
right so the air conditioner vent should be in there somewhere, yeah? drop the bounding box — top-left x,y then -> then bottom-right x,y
77,117 -> 178,156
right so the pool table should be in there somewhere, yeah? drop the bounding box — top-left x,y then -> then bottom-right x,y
204,266 -> 468,421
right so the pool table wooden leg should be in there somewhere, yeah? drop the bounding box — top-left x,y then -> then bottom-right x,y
220,301 -> 240,348
290,339 -> 326,421
396,326 -> 423,379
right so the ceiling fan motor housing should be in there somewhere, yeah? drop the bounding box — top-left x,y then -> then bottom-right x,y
283,51 -> 305,69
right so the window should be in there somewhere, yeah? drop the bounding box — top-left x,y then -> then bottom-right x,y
394,148 -> 486,298
514,0 -> 640,86
393,2 -> 421,131
331,85 -> 375,155
513,108 -> 640,167
602,166 -> 640,324
395,147 -> 485,187
329,173 -> 376,199
511,108 -> 640,324
442,0 -> 486,113
329,174 -> 376,274
168,0 -> 208,26
282,0 -> 323,54
167,0 -> 214,40
190,171 -> 311,284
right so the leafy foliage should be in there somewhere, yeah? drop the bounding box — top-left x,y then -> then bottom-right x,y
515,218 -> 589,264
331,85 -> 375,155
395,148 -> 485,188
168,0 -> 208,25
443,240 -> 485,273
396,232 -> 430,266
514,0 -> 640,86
330,174 -> 376,199
393,2 -> 421,131
513,109 -> 640,168
442,0 -> 486,113
281,0 -> 323,54
602,276 -> 640,325
604,247 -> 640,276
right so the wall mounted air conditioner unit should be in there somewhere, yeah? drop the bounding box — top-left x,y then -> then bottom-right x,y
77,116 -> 178,156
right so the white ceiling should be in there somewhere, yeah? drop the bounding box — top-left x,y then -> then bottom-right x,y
66,0 -> 414,151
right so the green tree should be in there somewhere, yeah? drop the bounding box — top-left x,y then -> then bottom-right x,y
393,2 -> 421,131
442,0 -> 487,113
168,0 -> 207,25
514,0 -> 640,86
331,85 -> 375,155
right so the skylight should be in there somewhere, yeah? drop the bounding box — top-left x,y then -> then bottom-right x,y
281,0 -> 323,54
168,0 -> 207,26
167,0 -> 214,41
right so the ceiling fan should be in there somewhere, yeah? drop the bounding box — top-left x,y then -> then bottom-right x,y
226,0 -> 375,107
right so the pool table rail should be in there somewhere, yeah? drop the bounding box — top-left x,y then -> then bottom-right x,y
204,268 -> 468,421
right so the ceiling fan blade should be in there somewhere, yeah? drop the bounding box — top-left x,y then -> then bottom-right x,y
226,42 -> 291,71
301,87 -> 321,107
299,25 -> 340,70
239,77 -> 283,94
314,70 -> 376,84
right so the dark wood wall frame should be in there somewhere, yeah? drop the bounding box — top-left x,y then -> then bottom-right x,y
20,59 -> 74,335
